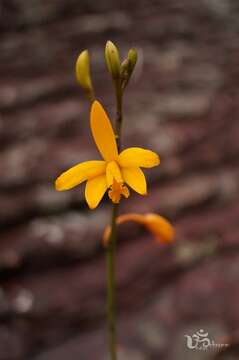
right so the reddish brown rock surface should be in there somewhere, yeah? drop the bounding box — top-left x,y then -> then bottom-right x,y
0,1 -> 239,359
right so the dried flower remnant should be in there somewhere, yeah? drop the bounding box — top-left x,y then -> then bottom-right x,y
103,213 -> 174,246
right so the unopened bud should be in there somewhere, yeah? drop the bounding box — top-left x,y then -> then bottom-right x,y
127,48 -> 138,72
76,50 -> 93,92
120,59 -> 130,77
120,48 -> 138,89
105,41 -> 121,79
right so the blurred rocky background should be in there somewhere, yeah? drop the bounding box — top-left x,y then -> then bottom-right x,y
0,0 -> 239,359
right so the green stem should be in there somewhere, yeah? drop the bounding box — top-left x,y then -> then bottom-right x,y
115,80 -> 123,151
106,79 -> 123,360
106,203 -> 119,360
86,88 -> 95,103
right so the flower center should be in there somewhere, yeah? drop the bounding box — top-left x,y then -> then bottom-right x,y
106,161 -> 130,203
108,178 -> 129,204
106,161 -> 122,186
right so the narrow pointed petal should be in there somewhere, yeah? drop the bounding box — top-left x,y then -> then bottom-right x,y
106,161 -> 123,187
55,161 -> 106,191
118,147 -> 160,168
90,100 -> 118,161
85,174 -> 107,209
122,167 -> 147,195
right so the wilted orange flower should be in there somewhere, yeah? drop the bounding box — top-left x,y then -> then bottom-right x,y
103,213 -> 175,245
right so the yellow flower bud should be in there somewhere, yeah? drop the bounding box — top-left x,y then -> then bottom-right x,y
105,41 -> 121,79
75,50 -> 93,92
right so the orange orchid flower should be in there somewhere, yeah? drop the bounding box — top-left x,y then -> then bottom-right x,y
55,101 -> 160,209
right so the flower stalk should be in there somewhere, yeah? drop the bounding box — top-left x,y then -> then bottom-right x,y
106,203 -> 119,360
106,71 -> 123,360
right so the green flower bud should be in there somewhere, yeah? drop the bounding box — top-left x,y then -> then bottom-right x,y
120,59 -> 130,75
120,48 -> 138,89
105,41 -> 121,79
76,50 -> 93,91
128,48 -> 138,72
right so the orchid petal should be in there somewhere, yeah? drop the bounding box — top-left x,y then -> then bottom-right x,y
90,101 -> 118,161
85,174 -> 107,209
119,147 -> 160,168
55,160 -> 106,191
106,161 -> 123,187
122,167 -> 147,195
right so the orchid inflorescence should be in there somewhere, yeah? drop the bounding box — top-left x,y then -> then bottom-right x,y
54,40 -> 174,360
